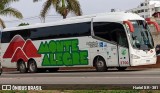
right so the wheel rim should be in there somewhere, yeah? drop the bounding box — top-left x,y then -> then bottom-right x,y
29,62 -> 35,72
97,60 -> 104,67
20,63 -> 25,70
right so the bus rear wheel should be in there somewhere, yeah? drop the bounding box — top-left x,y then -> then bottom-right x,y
95,57 -> 107,72
18,60 -> 27,73
28,59 -> 37,73
116,67 -> 127,71
0,68 -> 2,75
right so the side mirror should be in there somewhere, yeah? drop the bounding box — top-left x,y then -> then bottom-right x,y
147,21 -> 160,32
123,21 -> 134,33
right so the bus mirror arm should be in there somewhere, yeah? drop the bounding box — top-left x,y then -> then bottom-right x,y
123,21 -> 134,33
147,21 -> 160,32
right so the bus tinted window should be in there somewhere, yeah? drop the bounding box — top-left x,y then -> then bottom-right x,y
93,22 -> 112,41
93,22 -> 128,47
2,22 -> 91,43
2,29 -> 30,43
1,32 -> 10,43
30,22 -> 91,40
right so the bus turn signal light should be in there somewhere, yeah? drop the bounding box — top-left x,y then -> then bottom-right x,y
123,21 -> 134,33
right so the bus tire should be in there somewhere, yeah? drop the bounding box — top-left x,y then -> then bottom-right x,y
94,57 -> 107,72
28,59 -> 37,73
0,68 -> 2,75
18,60 -> 27,73
48,68 -> 59,72
116,67 -> 127,71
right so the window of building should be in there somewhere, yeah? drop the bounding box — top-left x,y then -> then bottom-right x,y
141,3 -> 144,6
145,3 -> 147,6
141,9 -> 144,12
138,10 -> 141,13
145,9 -> 148,12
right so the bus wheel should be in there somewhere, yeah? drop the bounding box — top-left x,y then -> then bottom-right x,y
18,60 -> 27,73
48,68 -> 59,72
28,59 -> 37,73
116,67 -> 127,71
0,68 -> 2,75
95,58 -> 107,72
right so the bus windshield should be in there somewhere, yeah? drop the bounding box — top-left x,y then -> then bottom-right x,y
130,20 -> 154,50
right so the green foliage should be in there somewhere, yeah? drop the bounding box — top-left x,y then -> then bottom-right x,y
64,90 -> 160,93
18,23 -> 29,26
65,90 -> 140,93
34,0 -> 82,19
0,0 -> 23,28
1,90 -> 160,93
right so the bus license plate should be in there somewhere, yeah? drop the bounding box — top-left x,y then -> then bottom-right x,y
146,60 -> 150,62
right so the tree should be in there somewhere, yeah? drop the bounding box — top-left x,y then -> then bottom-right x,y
18,23 -> 29,26
34,0 -> 82,19
0,0 -> 23,28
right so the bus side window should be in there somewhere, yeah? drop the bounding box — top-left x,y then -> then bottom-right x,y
117,29 -> 129,48
93,22 -> 112,41
30,22 -> 91,40
93,22 -> 129,47
110,30 -> 118,43
1,32 -> 10,43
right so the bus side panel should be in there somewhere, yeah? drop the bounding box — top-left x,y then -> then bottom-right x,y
1,36 -> 120,69
1,36 -> 93,69
89,38 -> 119,67
35,36 -> 92,68
1,43 -> 17,68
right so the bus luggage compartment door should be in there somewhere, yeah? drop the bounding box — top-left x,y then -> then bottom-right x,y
106,44 -> 119,66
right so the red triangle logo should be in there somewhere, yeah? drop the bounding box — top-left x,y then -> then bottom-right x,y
3,35 -> 25,58
11,48 -> 28,62
23,39 -> 41,58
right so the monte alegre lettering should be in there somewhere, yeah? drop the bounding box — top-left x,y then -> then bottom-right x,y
38,39 -> 89,66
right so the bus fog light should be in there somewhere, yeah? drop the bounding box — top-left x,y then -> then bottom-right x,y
131,54 -> 140,59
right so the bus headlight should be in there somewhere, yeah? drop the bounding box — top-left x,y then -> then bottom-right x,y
131,54 -> 140,59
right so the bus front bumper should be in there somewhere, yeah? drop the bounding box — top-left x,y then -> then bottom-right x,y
130,56 -> 157,66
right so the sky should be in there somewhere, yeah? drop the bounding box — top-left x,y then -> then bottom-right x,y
2,0 -> 145,28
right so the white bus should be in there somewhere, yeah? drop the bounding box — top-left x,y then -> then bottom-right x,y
1,12 -> 159,73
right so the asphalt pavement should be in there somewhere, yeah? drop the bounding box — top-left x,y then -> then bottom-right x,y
0,68 -> 160,85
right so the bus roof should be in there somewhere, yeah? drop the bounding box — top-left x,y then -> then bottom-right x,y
3,12 -> 144,32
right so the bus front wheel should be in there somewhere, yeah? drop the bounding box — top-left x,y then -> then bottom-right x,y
18,60 -> 27,73
94,57 -> 107,72
28,59 -> 37,73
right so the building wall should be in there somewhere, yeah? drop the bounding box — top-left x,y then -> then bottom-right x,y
127,0 -> 160,18
151,32 -> 160,47
150,24 -> 160,46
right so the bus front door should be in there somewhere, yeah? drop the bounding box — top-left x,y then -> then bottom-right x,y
117,31 -> 130,67
118,46 -> 130,67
